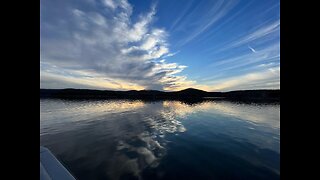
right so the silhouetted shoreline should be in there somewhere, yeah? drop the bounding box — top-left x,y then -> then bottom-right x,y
40,88 -> 280,103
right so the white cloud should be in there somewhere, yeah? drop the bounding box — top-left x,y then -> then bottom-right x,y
207,66 -> 280,91
102,0 -> 131,11
103,0 -> 116,9
141,36 -> 158,50
41,0 -> 191,90
40,0 -> 280,92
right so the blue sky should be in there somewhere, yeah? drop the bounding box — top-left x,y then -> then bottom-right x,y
40,0 -> 280,91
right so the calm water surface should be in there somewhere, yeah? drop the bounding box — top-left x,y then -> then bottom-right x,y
40,99 -> 280,180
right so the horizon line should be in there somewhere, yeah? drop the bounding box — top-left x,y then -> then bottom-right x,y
40,87 -> 280,93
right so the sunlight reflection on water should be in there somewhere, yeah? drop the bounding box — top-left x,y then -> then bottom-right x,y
40,99 -> 279,180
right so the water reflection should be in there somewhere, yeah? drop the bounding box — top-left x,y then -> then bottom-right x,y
40,99 -> 280,180
161,101 -> 279,155
110,131 -> 166,180
162,101 -> 279,129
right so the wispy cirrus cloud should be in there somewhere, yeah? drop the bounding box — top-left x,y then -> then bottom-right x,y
191,39 -> 280,91
209,42 -> 279,73
169,0 -> 195,31
173,0 -> 239,47
227,20 -> 280,49
190,14 -> 280,91
41,0 -> 280,92
201,19 -> 280,55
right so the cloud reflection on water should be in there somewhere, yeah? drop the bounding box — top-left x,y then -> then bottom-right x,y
40,99 -> 279,179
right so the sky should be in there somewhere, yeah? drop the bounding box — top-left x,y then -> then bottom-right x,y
40,0 -> 280,92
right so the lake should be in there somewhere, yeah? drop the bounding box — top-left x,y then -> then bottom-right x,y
40,99 -> 280,180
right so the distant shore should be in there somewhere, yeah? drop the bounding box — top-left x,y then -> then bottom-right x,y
40,88 -> 280,103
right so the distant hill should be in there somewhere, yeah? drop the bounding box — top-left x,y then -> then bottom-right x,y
175,88 -> 208,95
40,88 -> 280,102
